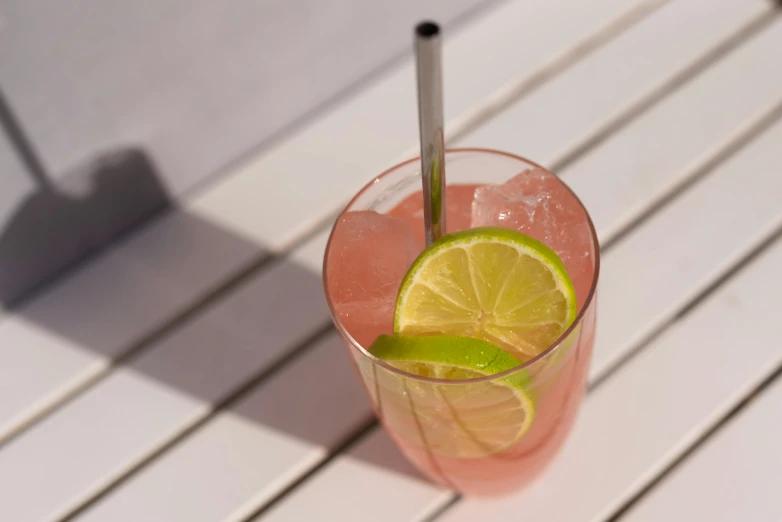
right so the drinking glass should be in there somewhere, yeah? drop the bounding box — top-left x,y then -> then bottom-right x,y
323,149 -> 599,495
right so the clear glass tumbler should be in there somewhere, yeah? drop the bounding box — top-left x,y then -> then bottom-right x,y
323,149 -> 599,495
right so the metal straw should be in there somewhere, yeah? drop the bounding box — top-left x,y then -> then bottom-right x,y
415,21 -> 446,246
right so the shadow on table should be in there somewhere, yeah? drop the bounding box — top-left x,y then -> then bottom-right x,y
0,91 -> 423,485
0,148 -> 170,306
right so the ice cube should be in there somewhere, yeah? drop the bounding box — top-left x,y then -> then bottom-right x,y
326,211 -> 421,347
388,185 -> 478,245
472,168 -> 595,307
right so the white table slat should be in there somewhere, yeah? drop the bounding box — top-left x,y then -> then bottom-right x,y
0,0 -> 655,448
188,0 -> 661,249
455,0 -> 774,167
0,210 -> 263,444
590,111 -> 782,381
73,332 -> 372,522
562,13 -> 782,243
253,81 -> 782,522
10,8 -> 782,520
622,376 -> 782,522
259,429 -> 449,522
0,232 -> 334,522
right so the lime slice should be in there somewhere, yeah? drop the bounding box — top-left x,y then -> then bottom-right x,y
368,334 -> 534,458
370,334 -> 525,381
394,227 -> 577,359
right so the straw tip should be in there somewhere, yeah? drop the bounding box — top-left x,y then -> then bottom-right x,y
415,21 -> 440,38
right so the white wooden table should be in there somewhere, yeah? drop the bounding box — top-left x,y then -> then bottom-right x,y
2,0 -> 782,520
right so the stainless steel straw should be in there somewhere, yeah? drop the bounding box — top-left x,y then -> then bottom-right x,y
415,21 -> 447,246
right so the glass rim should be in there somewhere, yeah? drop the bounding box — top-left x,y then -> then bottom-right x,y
322,147 -> 601,385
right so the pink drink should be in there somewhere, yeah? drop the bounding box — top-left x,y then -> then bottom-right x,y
324,149 -> 599,495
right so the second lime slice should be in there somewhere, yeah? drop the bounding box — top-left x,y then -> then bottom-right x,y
369,334 -> 533,458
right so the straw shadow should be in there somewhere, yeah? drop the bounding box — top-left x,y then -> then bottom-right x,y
0,148 -> 170,306
0,97 -> 425,495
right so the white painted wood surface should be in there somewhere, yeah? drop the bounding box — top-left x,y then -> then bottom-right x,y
0,231 -> 330,521
559,11 -> 782,243
74,332 -> 373,522
0,210 -> 263,445
252,101 -> 782,522
259,429 -> 450,522
455,0 -> 775,168
589,109 -> 782,380
4,3 -> 772,519
0,1 -> 781,521
621,376 -> 782,522
0,0 -> 655,450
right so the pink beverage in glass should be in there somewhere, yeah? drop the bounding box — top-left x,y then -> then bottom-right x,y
324,149 -> 599,495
